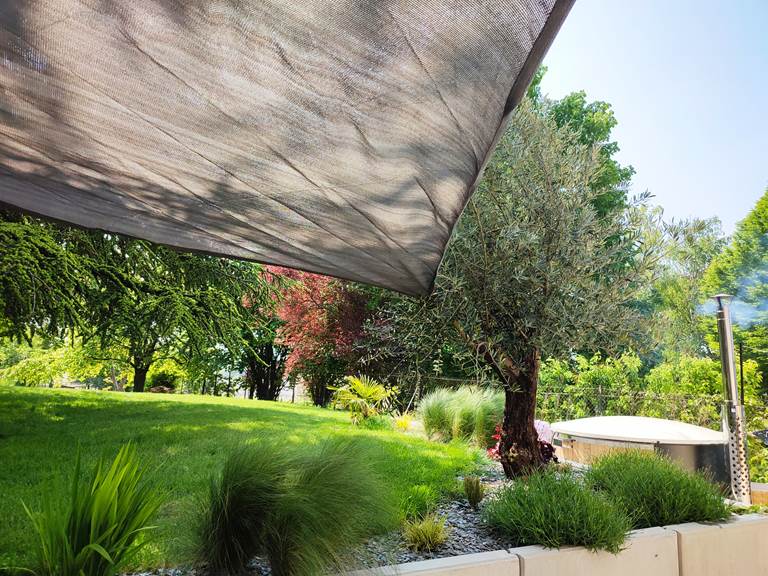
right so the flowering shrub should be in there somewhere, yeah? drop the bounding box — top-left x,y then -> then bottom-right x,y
487,423 -> 558,464
394,412 -> 413,432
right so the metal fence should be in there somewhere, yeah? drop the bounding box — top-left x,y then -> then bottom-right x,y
535,388 -> 726,430
413,376 -> 767,431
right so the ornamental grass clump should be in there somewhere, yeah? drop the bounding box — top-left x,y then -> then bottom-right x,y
482,469 -> 630,553
24,444 -> 163,576
418,387 -> 503,447
585,451 -> 730,529
196,438 -> 395,576
403,513 -> 450,552
463,475 -> 485,509
195,442 -> 288,574
418,388 -> 453,440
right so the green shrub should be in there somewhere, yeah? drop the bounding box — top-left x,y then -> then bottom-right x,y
24,444 -> 162,576
483,469 -> 630,553
330,375 -> 396,424
401,484 -> 439,520
419,388 -> 453,440
463,475 -> 485,509
147,369 -> 179,390
748,412 -> 768,483
403,513 -> 449,551
418,387 -> 503,447
643,356 -> 761,428
585,451 -> 730,528
537,353 -> 645,423
749,435 -> 768,483
196,438 -> 395,576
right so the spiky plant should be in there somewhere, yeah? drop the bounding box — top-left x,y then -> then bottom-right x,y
463,475 -> 485,509
330,375 -> 396,424
403,513 -> 450,552
585,451 -> 730,528
24,444 -> 162,576
483,468 -> 630,553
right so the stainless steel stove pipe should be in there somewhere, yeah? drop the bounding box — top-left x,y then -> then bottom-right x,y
714,294 -> 751,504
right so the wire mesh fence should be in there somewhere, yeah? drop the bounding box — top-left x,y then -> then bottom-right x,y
412,375 -> 766,431
535,388 -> 726,429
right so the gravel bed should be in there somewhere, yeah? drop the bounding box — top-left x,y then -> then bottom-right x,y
125,465 -> 509,576
355,498 -> 509,568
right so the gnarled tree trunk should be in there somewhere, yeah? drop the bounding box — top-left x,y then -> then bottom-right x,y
498,348 -> 544,478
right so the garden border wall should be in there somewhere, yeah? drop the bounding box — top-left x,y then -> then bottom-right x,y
350,514 -> 768,576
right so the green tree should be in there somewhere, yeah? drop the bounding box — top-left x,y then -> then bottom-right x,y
0,212 -> 90,342
240,322 -> 288,400
80,234 -> 272,392
0,336 -> 123,388
393,102 -> 658,477
528,67 -> 634,216
0,214 -> 274,392
649,217 -> 726,357
703,189 -> 768,389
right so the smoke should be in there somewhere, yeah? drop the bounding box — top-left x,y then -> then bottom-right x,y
701,262 -> 768,328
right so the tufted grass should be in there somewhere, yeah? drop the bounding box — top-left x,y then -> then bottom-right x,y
585,451 -> 730,529
483,468 -> 631,553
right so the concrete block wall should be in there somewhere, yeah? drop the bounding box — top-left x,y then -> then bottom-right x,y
666,514 -> 768,576
349,514 -> 768,576
514,526 -> 677,576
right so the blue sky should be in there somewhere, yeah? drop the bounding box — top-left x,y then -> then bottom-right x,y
539,0 -> 767,234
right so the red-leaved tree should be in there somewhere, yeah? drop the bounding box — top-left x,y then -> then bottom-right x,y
269,266 -> 370,405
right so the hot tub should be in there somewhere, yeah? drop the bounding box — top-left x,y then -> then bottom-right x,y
551,415 -> 729,483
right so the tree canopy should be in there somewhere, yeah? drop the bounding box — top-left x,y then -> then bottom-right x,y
386,100 -> 659,476
703,188 -> 768,388
0,212 -> 274,391
528,67 -> 634,216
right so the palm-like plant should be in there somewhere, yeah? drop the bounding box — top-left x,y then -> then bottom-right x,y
330,375 -> 396,424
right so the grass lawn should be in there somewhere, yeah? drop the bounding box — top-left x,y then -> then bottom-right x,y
0,387 -> 483,571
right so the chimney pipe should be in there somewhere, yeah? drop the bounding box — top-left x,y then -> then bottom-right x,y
714,294 -> 751,504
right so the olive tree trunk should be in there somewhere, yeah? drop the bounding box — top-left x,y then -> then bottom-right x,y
498,349 -> 544,478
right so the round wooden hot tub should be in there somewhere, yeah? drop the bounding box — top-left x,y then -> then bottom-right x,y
551,415 -> 730,484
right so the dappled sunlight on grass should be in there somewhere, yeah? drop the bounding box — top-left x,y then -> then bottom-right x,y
0,387 -> 483,570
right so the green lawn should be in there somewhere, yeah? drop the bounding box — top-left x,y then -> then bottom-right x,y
0,387 -> 482,571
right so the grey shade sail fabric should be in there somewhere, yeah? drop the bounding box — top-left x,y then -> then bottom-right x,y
0,0 -> 573,296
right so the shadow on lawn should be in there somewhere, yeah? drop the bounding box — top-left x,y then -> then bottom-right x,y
0,388 -> 475,491
0,388 -> 480,570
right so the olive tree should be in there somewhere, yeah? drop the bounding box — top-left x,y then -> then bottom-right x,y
403,102 -> 658,477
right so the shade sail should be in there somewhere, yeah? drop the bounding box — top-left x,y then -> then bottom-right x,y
0,0 -> 572,295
